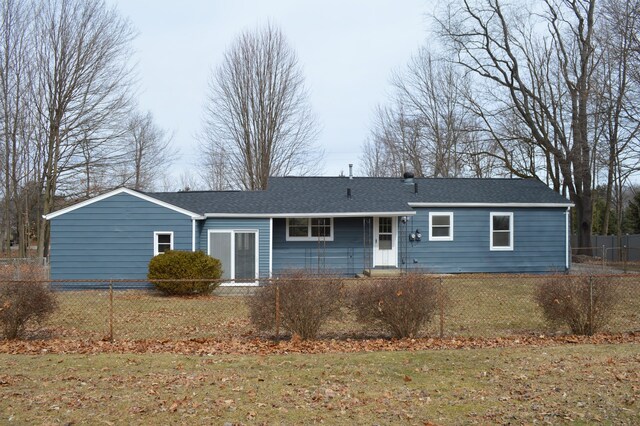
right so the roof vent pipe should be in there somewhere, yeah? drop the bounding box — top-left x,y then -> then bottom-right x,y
347,188 -> 352,199
348,164 -> 353,179
414,182 -> 418,194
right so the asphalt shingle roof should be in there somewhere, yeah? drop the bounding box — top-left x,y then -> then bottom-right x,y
147,177 -> 571,216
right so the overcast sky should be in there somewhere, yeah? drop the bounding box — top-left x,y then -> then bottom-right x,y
111,0 -> 435,181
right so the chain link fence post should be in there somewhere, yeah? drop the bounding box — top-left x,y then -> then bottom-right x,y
588,275 -> 594,336
439,276 -> 445,339
275,281 -> 280,339
109,280 -> 114,341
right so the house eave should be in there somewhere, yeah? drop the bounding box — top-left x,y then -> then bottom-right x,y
408,202 -> 574,208
204,211 -> 418,218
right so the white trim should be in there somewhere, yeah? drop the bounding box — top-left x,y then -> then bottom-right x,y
44,187 -> 205,220
153,231 -> 174,256
409,202 -> 573,208
269,218 -> 273,278
207,228 -> 259,283
286,217 -> 335,242
429,212 -> 454,241
191,219 -> 196,252
220,281 -> 260,287
205,211 -> 417,218
490,212 -> 514,251
566,207 -> 570,269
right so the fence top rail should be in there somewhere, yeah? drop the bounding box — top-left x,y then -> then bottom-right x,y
1,272 -> 639,285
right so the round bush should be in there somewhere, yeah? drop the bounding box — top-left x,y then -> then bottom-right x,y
148,250 -> 222,296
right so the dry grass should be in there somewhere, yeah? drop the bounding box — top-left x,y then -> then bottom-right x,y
30,274 -> 640,341
45,290 -> 252,340
0,343 -> 638,424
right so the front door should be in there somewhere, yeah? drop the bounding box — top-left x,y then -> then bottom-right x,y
373,217 -> 397,267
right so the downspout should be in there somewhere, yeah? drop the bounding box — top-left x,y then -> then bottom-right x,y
269,218 -> 273,278
566,207 -> 570,270
192,218 -> 196,252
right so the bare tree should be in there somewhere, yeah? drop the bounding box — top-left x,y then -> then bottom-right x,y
198,143 -> 232,190
200,23 -> 321,190
591,0 -> 640,237
361,104 -> 424,177
392,49 -> 475,177
33,0 -> 136,257
0,0 -> 35,256
112,111 -> 178,191
362,48 -> 487,178
360,134 -> 391,177
436,0 -> 598,253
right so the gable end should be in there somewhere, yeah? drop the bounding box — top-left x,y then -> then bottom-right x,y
43,188 -> 205,220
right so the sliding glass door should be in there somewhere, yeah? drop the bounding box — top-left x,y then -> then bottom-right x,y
234,232 -> 256,280
208,230 -> 258,282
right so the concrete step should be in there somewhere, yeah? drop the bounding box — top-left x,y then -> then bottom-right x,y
363,268 -> 403,277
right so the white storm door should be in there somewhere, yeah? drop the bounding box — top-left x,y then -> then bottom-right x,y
373,217 -> 397,267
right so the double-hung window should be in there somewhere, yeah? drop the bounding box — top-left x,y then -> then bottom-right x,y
429,212 -> 453,241
154,231 -> 173,256
286,218 -> 334,241
490,213 -> 513,250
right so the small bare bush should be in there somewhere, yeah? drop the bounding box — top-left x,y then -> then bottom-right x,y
0,281 -> 58,339
248,271 -> 343,340
350,274 -> 439,338
535,275 -> 619,335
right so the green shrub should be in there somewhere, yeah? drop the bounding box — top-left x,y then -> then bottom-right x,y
0,281 -> 58,340
247,270 -> 343,340
148,250 -> 222,296
350,274 -> 440,338
535,275 -> 619,335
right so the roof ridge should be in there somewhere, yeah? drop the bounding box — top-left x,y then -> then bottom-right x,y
269,176 -> 530,181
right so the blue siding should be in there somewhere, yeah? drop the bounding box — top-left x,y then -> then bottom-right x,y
272,217 -> 373,275
402,208 -> 568,273
50,193 -> 193,281
50,195 -> 568,281
199,218 -> 271,279
271,209 -> 567,275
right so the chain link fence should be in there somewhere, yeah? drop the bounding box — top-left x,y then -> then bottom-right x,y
0,257 -> 48,280
572,246 -> 640,272
2,267 -> 639,341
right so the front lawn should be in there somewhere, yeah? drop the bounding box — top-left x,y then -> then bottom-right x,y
0,343 -> 638,424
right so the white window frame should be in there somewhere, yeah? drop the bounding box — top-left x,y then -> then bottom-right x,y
207,229 -> 259,283
285,217 -> 334,241
153,231 -> 174,256
429,212 -> 454,241
490,212 -> 514,251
